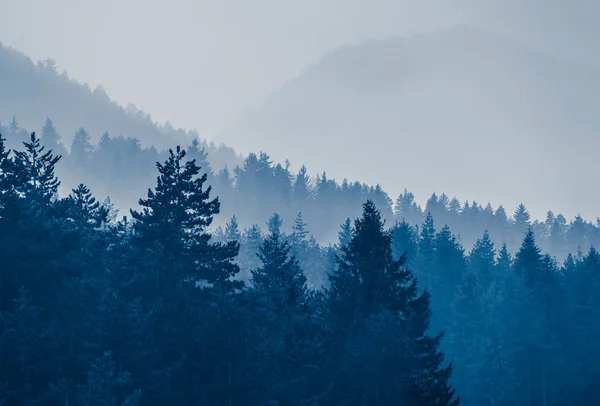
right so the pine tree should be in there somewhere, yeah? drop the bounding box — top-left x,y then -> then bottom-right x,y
225,215 -> 241,242
337,218 -> 352,249
100,196 -> 119,225
238,223 -> 263,278
469,230 -> 496,290
0,134 -> 17,213
186,138 -> 213,179
395,188 -> 423,225
391,220 -> 418,263
291,212 -> 309,247
514,228 -> 542,289
292,165 -> 312,203
13,132 -> 61,203
40,117 -> 66,157
267,213 -> 283,237
327,200 -> 458,405
70,127 -> 94,166
513,203 -> 531,237
68,183 -> 100,226
130,146 -> 240,291
251,230 -> 308,316
420,212 -> 437,258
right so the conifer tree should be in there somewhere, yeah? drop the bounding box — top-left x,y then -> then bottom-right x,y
40,117 -> 66,157
236,223 -> 263,279
0,134 -> 17,212
186,138 -> 212,178
13,132 -> 61,203
225,215 -> 241,242
337,218 -> 352,249
70,127 -> 94,165
251,230 -> 308,316
513,203 -> 531,236
391,220 -> 418,263
68,183 -> 100,225
469,230 -> 496,289
291,212 -> 309,246
327,200 -> 457,405
292,165 -> 312,203
100,196 -> 119,224
130,146 -> 240,291
267,213 -> 283,236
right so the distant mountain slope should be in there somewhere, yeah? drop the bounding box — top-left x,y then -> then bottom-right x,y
0,43 -> 186,151
217,25 -> 600,220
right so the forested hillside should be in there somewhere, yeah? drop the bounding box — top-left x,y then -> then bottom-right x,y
3,118 -> 598,265
218,25 -> 600,221
2,132 -> 600,404
0,42 -> 241,167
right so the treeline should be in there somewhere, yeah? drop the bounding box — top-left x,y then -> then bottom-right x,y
0,133 -> 457,405
2,118 -> 598,263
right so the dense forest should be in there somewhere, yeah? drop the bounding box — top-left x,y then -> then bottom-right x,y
2,117 -> 599,262
2,128 -> 600,404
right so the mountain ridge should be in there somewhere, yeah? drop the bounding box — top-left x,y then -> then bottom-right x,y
217,24 -> 600,221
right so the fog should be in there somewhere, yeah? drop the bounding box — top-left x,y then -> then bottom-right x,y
0,0 -> 459,135
4,3 -> 600,405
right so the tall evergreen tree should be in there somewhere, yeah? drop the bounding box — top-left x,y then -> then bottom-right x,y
327,200 -> 458,405
469,230 -> 496,290
267,213 -> 283,237
291,212 -> 309,247
225,215 -> 241,242
70,127 -> 94,166
130,146 -> 240,291
40,117 -> 66,157
337,217 -> 353,249
391,220 -> 418,264
67,183 -> 100,225
13,132 -> 61,203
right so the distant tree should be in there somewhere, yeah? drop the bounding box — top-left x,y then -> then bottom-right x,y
225,215 -> 241,243
186,138 -> 212,179
292,165 -> 312,203
469,230 -> 496,289
70,127 -> 94,166
40,117 -> 66,157
391,220 -> 418,264
394,188 -> 423,225
267,213 -> 283,237
337,218 -> 352,249
291,212 -> 309,246
513,203 -> 531,237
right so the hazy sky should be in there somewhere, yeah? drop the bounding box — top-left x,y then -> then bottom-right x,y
0,0 -> 459,136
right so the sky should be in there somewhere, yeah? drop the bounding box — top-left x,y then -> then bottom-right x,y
0,0 -> 459,136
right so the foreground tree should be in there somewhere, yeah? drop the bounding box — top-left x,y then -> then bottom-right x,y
130,146 -> 240,291
328,200 -> 458,405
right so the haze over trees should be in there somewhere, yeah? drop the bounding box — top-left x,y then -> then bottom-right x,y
3,3 -> 600,403
2,130 -> 600,404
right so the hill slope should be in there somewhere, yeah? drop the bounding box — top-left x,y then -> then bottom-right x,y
0,43 -> 189,150
217,25 -> 600,220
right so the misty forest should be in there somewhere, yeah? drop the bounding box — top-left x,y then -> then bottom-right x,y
3,4 -> 600,405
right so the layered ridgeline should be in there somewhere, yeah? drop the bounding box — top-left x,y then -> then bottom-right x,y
217,24 -> 600,222
0,42 -> 240,164
2,38 -> 600,261
2,118 -> 600,265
